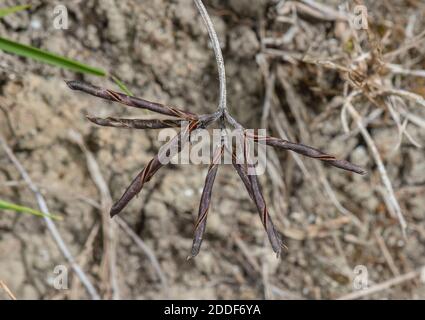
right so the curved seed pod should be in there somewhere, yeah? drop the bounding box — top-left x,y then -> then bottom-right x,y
87,116 -> 184,129
248,170 -> 283,256
248,133 -> 366,175
110,157 -> 161,217
66,80 -> 198,120
190,145 -> 223,258
110,121 -> 198,217
231,153 -> 283,256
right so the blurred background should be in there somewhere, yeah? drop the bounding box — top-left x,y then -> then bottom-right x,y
0,0 -> 424,299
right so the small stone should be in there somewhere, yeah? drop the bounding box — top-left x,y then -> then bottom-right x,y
193,251 -> 215,275
350,145 -> 370,168
229,0 -> 268,17
229,26 -> 260,58
406,149 -> 425,184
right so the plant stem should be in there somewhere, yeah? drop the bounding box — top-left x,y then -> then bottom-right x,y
194,0 -> 227,112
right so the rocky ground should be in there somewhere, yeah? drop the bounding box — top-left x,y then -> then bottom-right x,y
0,0 -> 424,299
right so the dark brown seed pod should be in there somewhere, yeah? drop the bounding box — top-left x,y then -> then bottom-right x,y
87,116 -> 185,130
110,121 -> 198,217
66,80 -> 198,120
248,170 -> 283,256
231,151 -> 283,256
110,157 -> 162,217
247,133 -> 367,175
190,144 -> 224,258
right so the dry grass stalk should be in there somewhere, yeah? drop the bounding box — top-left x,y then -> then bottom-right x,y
0,135 -> 100,300
0,280 -> 17,300
337,268 -> 423,300
69,130 -> 119,299
68,130 -> 168,293
344,94 -> 407,237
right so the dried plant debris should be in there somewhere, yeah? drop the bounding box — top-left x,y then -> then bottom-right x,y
67,80 -> 365,257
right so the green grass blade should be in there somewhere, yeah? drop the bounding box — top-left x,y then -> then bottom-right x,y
0,199 -> 62,220
0,5 -> 31,18
111,75 -> 134,96
0,37 -> 107,76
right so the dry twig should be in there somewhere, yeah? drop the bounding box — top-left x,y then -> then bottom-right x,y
0,135 -> 100,300
0,280 -> 17,300
68,130 -> 168,293
344,93 -> 407,237
68,130 -> 120,299
338,268 -> 423,300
